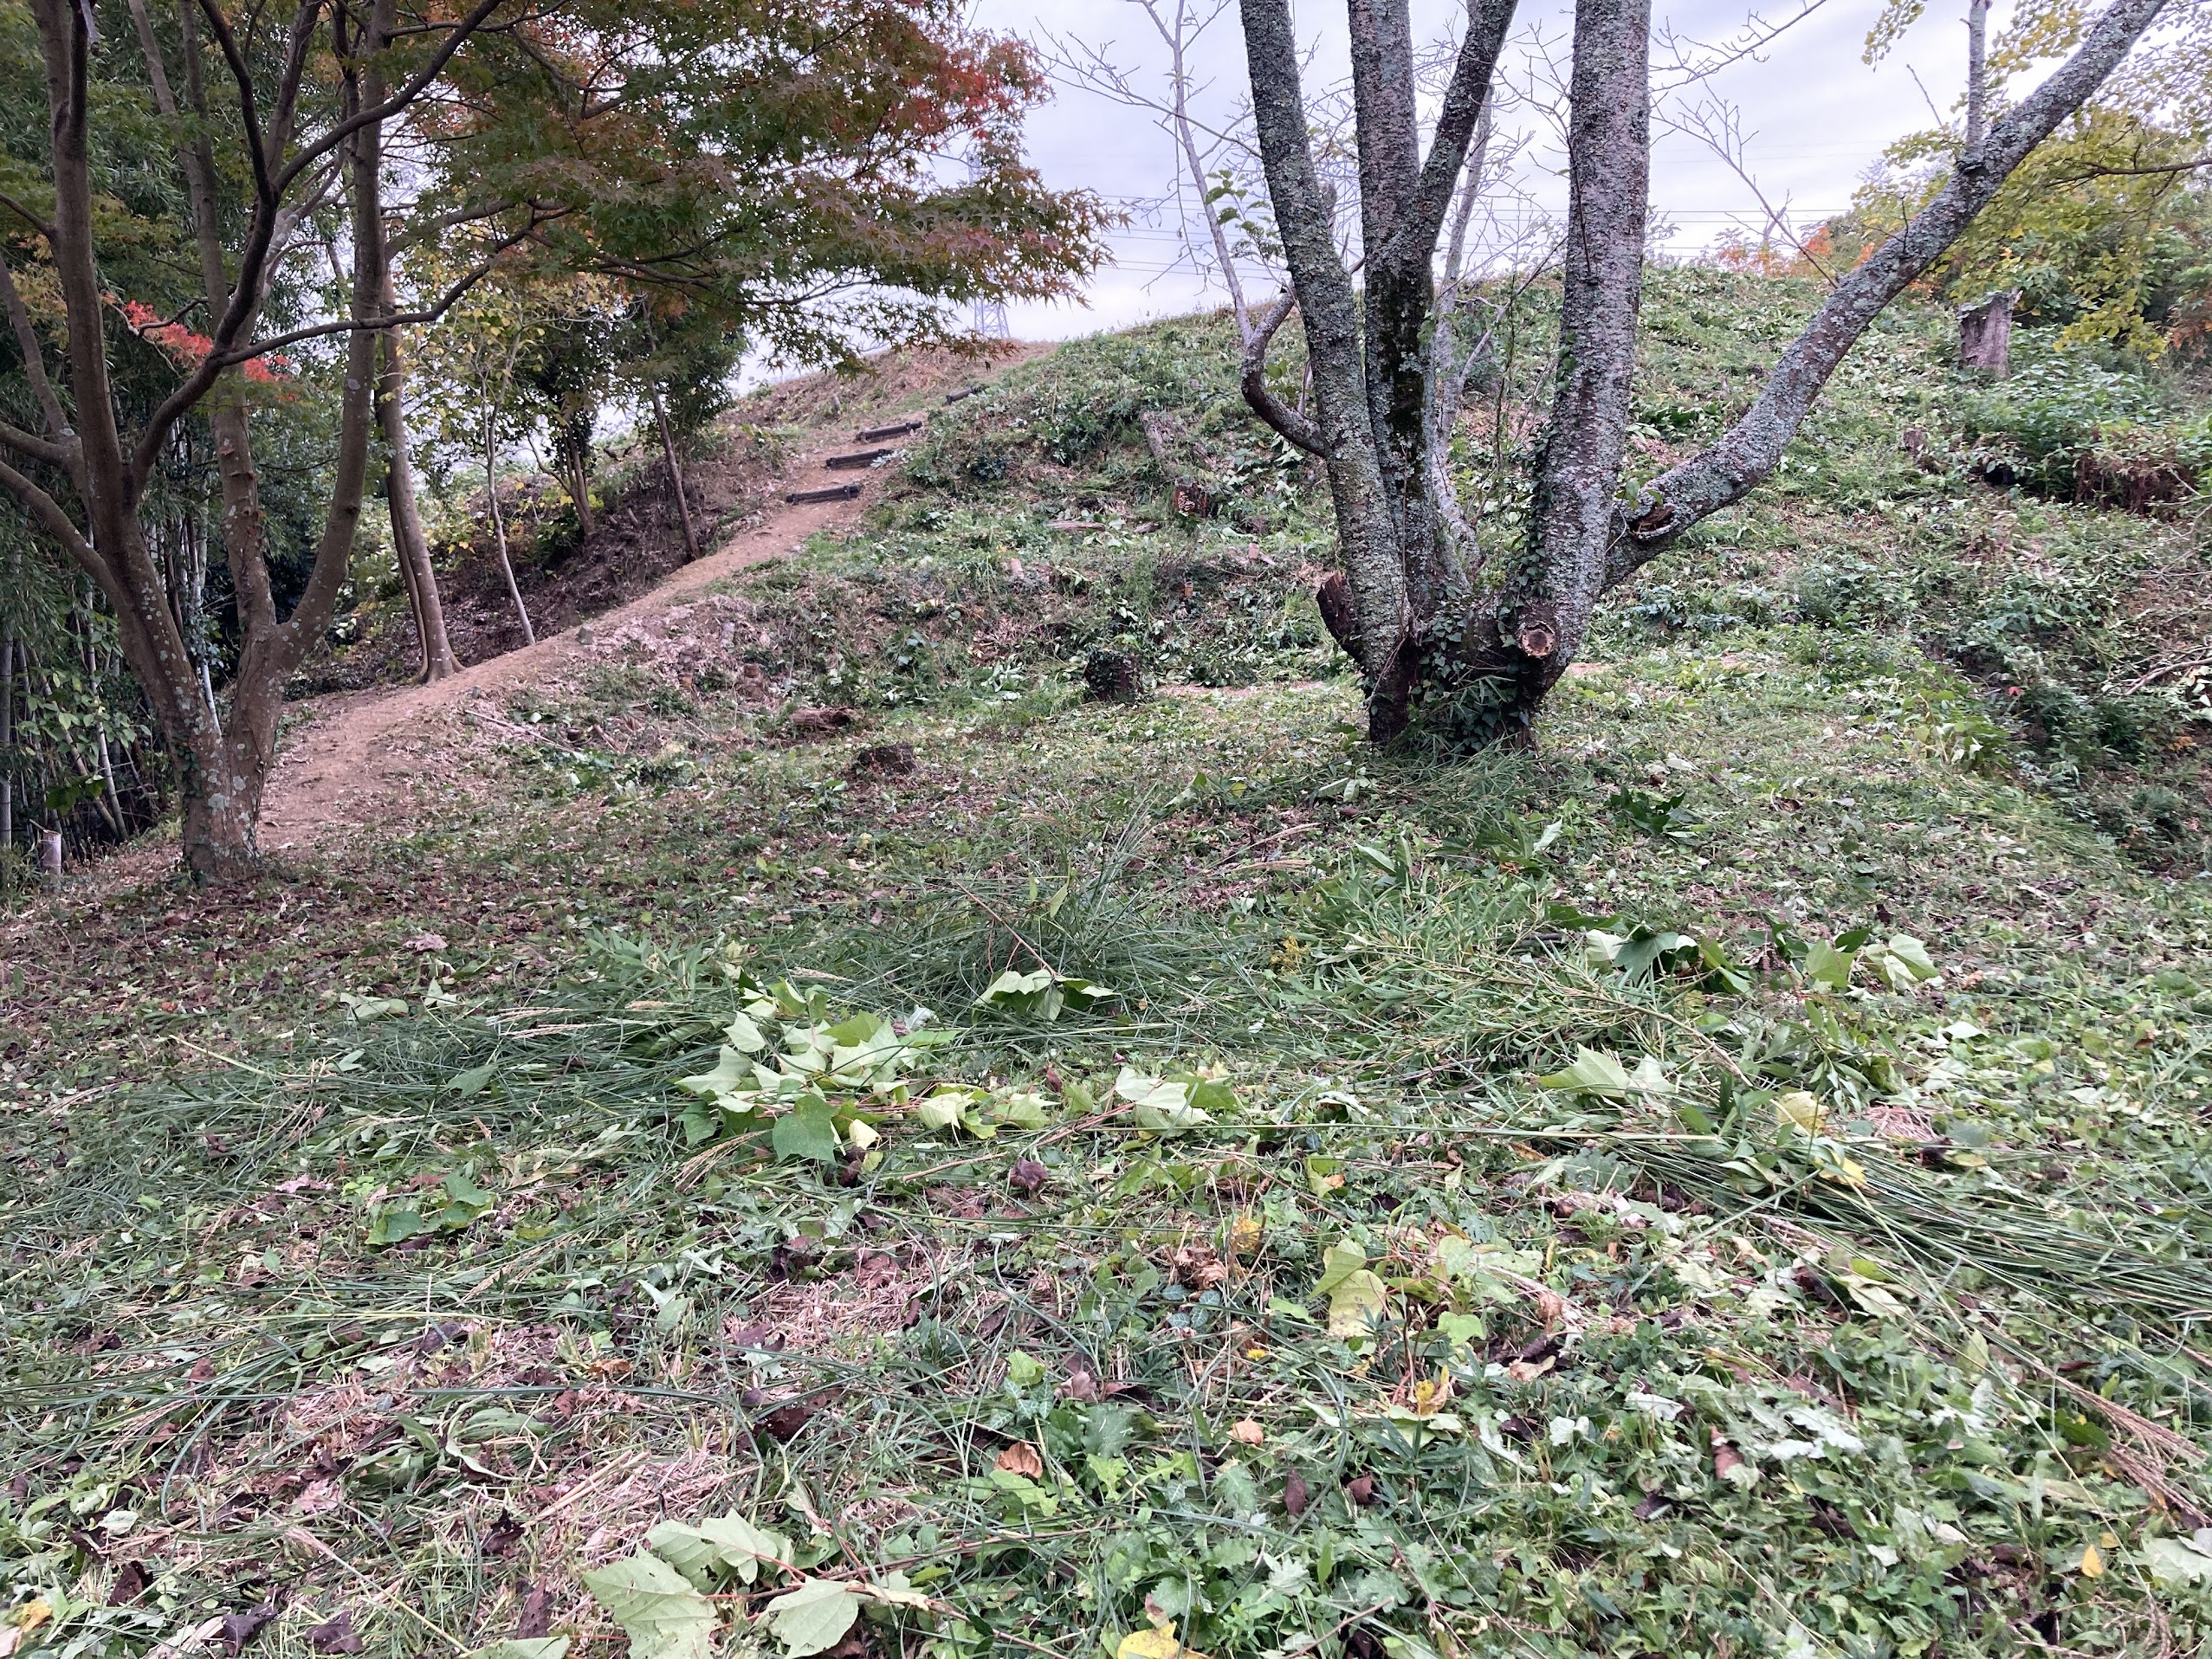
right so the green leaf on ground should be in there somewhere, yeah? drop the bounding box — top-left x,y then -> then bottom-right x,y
760,1578 -> 860,1656
580,1550 -> 716,1659
646,1514 -> 790,1588
772,1094 -> 840,1163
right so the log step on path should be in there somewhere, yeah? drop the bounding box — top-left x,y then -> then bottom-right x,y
825,447 -> 897,471
855,419 -> 923,442
785,482 -> 863,505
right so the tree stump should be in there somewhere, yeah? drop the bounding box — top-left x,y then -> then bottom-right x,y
1083,648 -> 1144,703
1960,290 -> 2018,377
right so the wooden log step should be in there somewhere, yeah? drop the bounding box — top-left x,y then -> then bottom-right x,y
855,419 -> 923,442
825,447 -> 896,470
785,483 -> 862,504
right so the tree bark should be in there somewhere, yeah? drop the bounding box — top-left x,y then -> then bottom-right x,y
1616,0 -> 2169,581
1966,0 -> 1990,158
1239,0 -> 1517,739
1960,288 -> 2017,373
1505,0 -> 1652,720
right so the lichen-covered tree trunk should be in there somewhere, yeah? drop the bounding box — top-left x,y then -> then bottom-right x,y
1488,0 -> 1650,732
1238,0 -> 2171,752
1239,0 -> 1517,740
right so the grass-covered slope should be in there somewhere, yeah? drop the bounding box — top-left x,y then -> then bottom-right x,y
4,270 -> 2211,1659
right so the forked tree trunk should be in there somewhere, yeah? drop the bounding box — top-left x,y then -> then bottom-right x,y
3,0 -> 501,882
1238,0 -> 2170,750
1239,0 -> 1519,741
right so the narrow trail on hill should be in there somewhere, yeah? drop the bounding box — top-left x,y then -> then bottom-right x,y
260,357 -> 1029,851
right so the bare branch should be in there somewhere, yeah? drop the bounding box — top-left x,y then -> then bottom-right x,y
189,0 -> 275,205
1651,0 -> 1834,90
1620,0 -> 2175,578
211,219 -> 546,364
1241,288 -> 1325,453
0,188 -> 55,240
0,246 -> 70,443
2046,154 -> 2212,180
0,453 -> 98,578
1659,99 -> 1838,285
270,0 -> 511,199
0,419 -> 75,469
387,197 -> 525,255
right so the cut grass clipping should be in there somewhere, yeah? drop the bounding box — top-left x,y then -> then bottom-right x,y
6,901 -> 2209,1659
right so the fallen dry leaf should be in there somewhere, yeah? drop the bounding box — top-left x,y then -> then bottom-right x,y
1283,1469 -> 1309,1516
1344,1474 -> 1377,1507
1059,1364 -> 1100,1404
1228,1418 -> 1264,1446
1009,1157 -> 1048,1197
756,1397 -> 823,1443
515,1583 -> 553,1640
993,1441 -> 1045,1478
306,1611 -> 364,1656
219,1604 -> 277,1656
1711,1434 -> 1748,1481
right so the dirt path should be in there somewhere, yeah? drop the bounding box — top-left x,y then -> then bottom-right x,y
260,364 -> 1021,850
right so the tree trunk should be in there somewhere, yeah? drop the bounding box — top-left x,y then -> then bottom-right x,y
2,0 -> 491,883
376,268 -> 459,680
654,391 -> 702,562
1497,0 -> 1652,726
1965,0 -> 1990,157
178,739 -> 265,882
1239,0 -> 1517,741
484,391 -> 536,643
1960,289 -> 2017,374
0,628 -> 13,854
1234,0 -> 2168,753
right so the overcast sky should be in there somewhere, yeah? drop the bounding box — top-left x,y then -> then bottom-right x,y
974,0 -> 2000,339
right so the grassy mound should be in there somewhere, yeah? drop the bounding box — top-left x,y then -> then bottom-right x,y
4,271 -> 2211,1659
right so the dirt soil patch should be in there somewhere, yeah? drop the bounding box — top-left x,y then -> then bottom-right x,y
259,347 -> 1044,850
